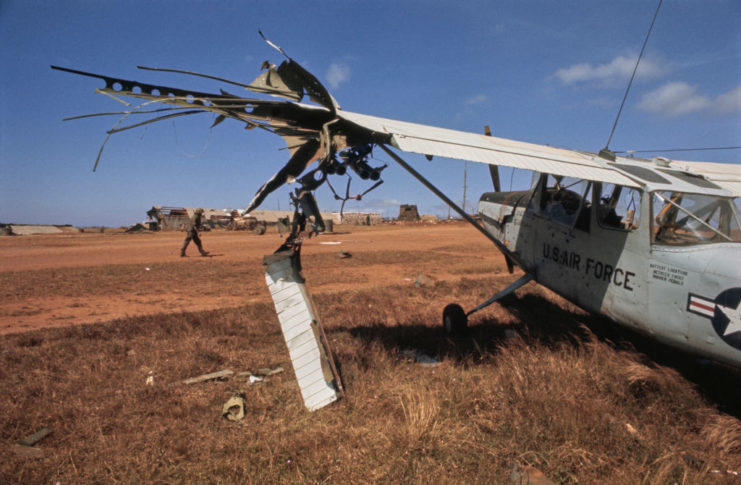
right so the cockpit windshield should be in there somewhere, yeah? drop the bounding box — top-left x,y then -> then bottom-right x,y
652,192 -> 741,245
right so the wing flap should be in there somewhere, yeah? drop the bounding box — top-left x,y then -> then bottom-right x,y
673,161 -> 741,197
339,110 -> 640,187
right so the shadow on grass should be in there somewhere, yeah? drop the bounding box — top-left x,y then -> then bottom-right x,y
346,291 -> 741,417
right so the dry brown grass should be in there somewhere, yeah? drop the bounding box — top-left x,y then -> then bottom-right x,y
2,228 -> 741,483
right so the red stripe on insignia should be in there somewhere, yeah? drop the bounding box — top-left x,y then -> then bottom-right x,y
690,301 -> 715,312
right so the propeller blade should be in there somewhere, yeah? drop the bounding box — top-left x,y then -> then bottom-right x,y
484,125 -> 501,192
489,165 -> 501,192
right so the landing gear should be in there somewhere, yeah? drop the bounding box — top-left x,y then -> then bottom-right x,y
441,274 -> 535,335
443,303 -> 467,335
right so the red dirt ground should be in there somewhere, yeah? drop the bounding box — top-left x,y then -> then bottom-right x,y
0,223 -> 508,334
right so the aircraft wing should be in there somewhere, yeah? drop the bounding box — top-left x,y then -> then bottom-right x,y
339,110 -> 641,188
672,160 -> 741,197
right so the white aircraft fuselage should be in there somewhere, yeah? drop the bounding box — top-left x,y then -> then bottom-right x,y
479,164 -> 741,368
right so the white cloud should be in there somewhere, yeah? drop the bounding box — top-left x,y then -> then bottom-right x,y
465,94 -> 488,106
554,55 -> 665,86
715,85 -> 741,115
637,82 -> 710,116
635,82 -> 741,117
361,198 -> 400,210
326,63 -> 351,89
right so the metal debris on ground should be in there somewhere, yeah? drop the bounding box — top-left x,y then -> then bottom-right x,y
11,444 -> 45,459
264,251 -> 343,411
509,463 -> 555,485
401,349 -> 439,367
680,452 -> 703,469
12,427 -> 53,460
222,394 -> 246,421
18,427 -> 53,447
235,366 -> 285,383
414,272 -> 435,288
503,328 -> 520,340
257,366 -> 285,376
235,373 -> 264,384
711,469 -> 739,477
182,369 -> 234,385
338,250 -> 352,258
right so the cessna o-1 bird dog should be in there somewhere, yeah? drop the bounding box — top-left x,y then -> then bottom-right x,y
52,33 -> 741,406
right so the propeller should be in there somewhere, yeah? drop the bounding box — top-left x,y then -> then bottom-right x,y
484,125 -> 501,192
484,125 -> 513,274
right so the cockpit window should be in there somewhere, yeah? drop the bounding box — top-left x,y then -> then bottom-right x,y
535,175 -> 591,231
652,192 -> 741,245
597,183 -> 641,231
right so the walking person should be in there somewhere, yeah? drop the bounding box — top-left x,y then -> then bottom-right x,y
181,208 -> 209,257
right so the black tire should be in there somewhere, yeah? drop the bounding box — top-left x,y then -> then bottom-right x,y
443,303 -> 467,335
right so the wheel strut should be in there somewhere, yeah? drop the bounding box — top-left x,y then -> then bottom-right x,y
442,274 -> 533,335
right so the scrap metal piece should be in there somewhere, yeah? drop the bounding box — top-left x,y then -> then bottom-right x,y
263,250 -> 342,411
255,31 -> 340,112
509,464 -> 556,485
182,369 -> 234,385
51,59 -> 387,213
248,62 -> 303,102
222,394 -> 245,421
17,427 -> 53,447
11,444 -> 44,459
244,138 -> 322,214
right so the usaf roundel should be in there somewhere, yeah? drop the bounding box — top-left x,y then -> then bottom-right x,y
688,288 -> 741,350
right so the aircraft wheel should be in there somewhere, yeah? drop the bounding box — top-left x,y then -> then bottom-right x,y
443,303 -> 467,335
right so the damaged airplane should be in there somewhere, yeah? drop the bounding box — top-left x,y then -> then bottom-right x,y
53,29 -> 741,410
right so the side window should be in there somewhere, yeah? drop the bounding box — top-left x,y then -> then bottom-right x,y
597,183 -> 641,231
538,175 -> 591,231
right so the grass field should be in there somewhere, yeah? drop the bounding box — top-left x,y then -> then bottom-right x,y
1,225 -> 740,483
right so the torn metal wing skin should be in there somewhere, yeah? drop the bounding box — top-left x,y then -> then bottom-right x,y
245,138 -> 322,213
50,65 -> 347,208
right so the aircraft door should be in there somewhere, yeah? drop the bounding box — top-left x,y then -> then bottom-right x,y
591,184 -> 649,331
529,175 -> 597,308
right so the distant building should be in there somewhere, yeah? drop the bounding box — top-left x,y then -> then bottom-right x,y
146,206 -> 382,231
338,212 -> 382,225
0,224 -> 79,235
147,206 -> 234,231
398,204 -> 420,221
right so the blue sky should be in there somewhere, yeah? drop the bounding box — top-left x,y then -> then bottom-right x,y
1,0 -> 739,226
